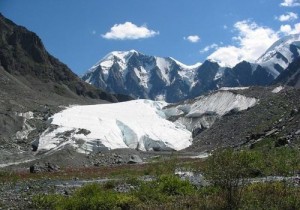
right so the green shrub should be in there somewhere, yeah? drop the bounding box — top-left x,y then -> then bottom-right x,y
241,182 -> 300,210
134,175 -> 196,204
32,194 -> 64,209
203,149 -> 259,210
32,183 -> 138,210
157,175 -> 195,196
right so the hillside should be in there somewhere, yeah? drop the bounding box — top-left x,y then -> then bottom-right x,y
0,13 -> 131,163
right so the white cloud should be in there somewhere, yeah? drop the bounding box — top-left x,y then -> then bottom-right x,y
280,0 -> 300,7
92,30 -> 96,35
280,23 -> 300,34
276,12 -> 298,22
208,20 -> 279,67
200,43 -> 219,53
184,35 -> 200,43
102,22 -> 159,40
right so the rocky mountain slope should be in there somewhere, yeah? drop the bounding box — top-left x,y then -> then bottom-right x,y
0,13 -> 130,164
82,35 -> 300,102
187,86 -> 300,152
0,13 -> 130,103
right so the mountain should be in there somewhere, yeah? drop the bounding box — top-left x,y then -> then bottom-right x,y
82,35 -> 300,102
0,13 -> 131,163
82,50 -> 201,102
257,34 -> 300,78
274,57 -> 300,88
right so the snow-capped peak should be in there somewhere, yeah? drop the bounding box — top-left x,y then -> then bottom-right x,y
257,34 -> 300,63
255,34 -> 300,78
87,50 -> 141,73
109,49 -> 139,61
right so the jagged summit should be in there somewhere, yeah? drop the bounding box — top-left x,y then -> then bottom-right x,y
82,35 -> 300,103
82,50 -> 201,102
257,33 -> 300,77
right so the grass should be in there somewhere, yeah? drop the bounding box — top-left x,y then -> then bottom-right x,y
2,147 -> 300,209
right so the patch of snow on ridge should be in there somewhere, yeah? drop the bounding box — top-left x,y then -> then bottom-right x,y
155,57 -> 171,85
37,100 -> 192,153
272,86 -> 284,93
214,67 -> 226,81
185,91 -> 257,117
219,87 -> 249,91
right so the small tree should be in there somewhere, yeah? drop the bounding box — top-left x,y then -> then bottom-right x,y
204,149 -> 255,210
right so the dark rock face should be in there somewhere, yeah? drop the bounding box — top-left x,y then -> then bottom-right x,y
189,60 -> 220,98
220,61 -> 274,87
274,57 -> 300,88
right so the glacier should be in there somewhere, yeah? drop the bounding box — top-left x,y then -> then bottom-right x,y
36,90 -> 258,153
37,100 -> 192,153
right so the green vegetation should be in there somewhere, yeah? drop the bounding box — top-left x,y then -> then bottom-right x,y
242,182 -> 300,210
203,149 -> 256,209
32,175 -> 198,209
29,147 -> 300,210
203,147 -> 300,209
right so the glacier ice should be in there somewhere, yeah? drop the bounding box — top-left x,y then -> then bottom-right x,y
37,91 -> 258,153
37,100 -> 192,153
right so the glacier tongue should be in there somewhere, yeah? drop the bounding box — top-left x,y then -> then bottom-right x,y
37,100 -> 192,153
37,91 -> 258,153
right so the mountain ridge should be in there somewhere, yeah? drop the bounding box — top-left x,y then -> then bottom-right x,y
83,34 -> 300,103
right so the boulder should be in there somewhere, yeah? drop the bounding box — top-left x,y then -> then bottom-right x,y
29,162 -> 60,173
127,155 -> 143,164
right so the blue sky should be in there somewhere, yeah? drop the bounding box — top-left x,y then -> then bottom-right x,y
1,0 -> 299,75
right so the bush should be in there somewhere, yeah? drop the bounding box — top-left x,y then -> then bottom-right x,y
203,147 -> 300,210
134,175 -> 196,205
203,149 -> 257,210
242,182 -> 300,209
157,175 -> 195,196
